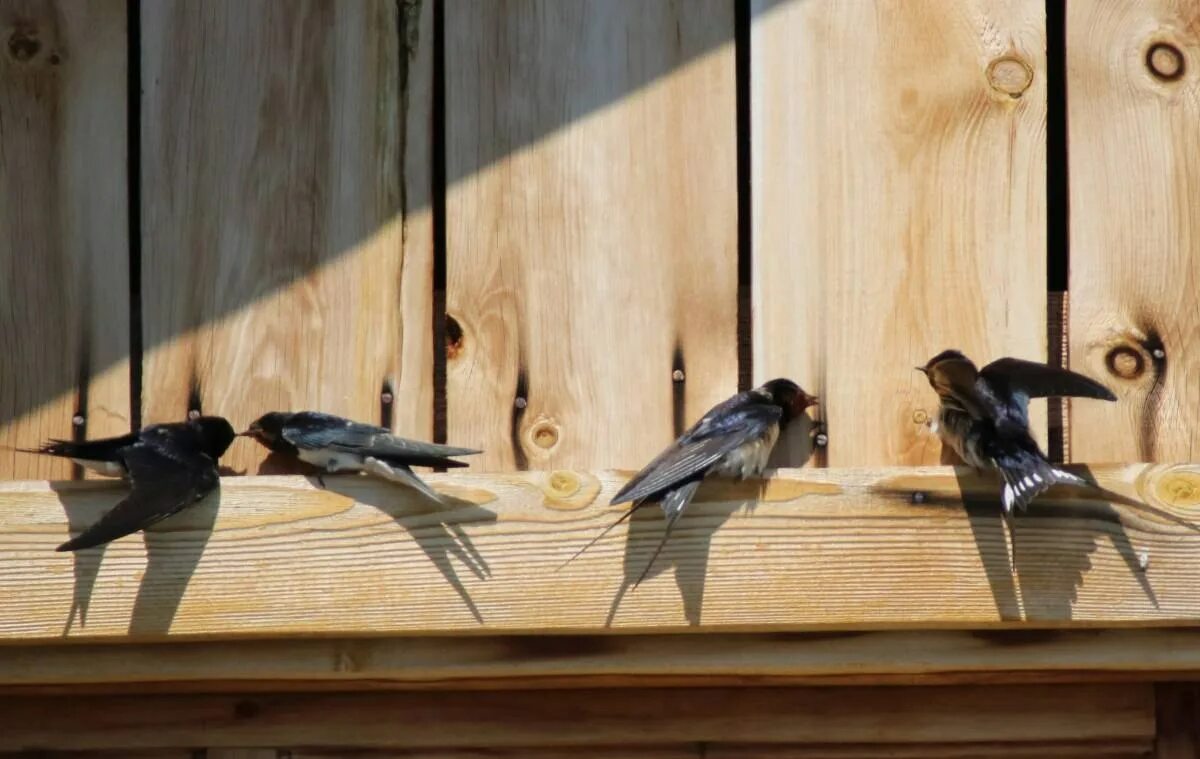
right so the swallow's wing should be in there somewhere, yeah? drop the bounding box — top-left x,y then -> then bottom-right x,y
981,358 -> 1117,402
25,432 -> 140,462
283,414 -> 480,466
57,441 -> 219,552
611,402 -> 782,506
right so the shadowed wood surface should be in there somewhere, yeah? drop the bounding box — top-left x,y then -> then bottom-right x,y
445,0 -> 738,473
751,0 -> 1049,467
0,465 -> 1197,640
2,628 -> 1200,691
139,0 -> 431,473
0,0 -> 131,479
0,684 -> 1155,751
1066,0 -> 1200,463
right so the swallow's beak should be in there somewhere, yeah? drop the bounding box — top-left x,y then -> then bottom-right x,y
804,395 -> 819,409
237,428 -> 257,437
914,366 -> 928,374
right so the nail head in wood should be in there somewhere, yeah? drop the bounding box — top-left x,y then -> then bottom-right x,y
672,369 -> 685,382
514,397 -> 527,410
986,56 -> 1033,98
71,415 -> 85,427
1147,42 -> 1185,82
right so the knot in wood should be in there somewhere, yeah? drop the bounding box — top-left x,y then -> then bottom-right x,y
547,470 -> 580,498
1147,42 -> 1185,82
912,409 -> 928,424
987,56 -> 1033,97
1105,346 -> 1145,380
7,25 -> 40,62
530,421 -> 559,450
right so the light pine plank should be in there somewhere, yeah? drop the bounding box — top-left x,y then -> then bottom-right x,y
0,465 -> 1197,640
3,629 -> 1200,690
445,0 -> 738,472
0,0 -> 131,479
1066,1 -> 1200,463
139,0 -> 432,473
751,0 -> 1048,466
0,684 -> 1155,751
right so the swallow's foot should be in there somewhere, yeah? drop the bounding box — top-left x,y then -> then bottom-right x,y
316,473 -> 327,489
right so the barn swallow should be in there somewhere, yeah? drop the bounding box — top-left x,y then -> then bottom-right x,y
25,416 -> 236,551
562,378 -> 817,585
917,349 -> 1116,513
241,411 -> 481,503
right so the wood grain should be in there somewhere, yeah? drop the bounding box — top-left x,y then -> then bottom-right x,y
291,745 -> 1152,759
1066,1 -> 1200,463
751,0 -> 1049,466
445,0 -> 738,472
0,684 -> 1154,751
0,0 -> 131,479
3,629 -> 1200,690
0,465 -> 1197,640
1155,683 -> 1199,759
139,0 -> 432,473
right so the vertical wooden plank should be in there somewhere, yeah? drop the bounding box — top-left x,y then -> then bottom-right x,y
445,0 -> 738,471
140,0 -> 432,473
751,0 -> 1048,466
1066,0 -> 1200,463
0,0 -> 130,479
1155,683 -> 1200,758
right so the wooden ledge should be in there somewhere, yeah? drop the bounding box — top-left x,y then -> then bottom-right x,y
0,465 -> 1198,642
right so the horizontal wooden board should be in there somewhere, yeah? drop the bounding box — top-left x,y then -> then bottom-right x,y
0,465 -> 1197,640
1,629 -> 1199,691
291,745 -> 1152,759
0,684 -> 1154,751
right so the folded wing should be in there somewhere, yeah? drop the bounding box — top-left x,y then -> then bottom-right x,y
57,442 -> 219,552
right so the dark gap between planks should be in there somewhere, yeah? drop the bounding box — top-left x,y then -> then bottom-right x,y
735,0 -> 752,393
1045,0 -> 1069,463
126,0 -> 144,433
431,0 -> 448,446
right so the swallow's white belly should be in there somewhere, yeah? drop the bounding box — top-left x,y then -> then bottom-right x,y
297,448 -> 364,472
714,423 -> 780,479
71,459 -> 126,477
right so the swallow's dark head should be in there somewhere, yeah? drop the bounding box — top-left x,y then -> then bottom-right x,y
917,349 -> 977,394
193,416 -> 237,460
240,411 -> 291,452
757,377 -> 819,423
917,349 -> 970,380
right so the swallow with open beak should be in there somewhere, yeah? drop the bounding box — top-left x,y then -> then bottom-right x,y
24,416 -> 236,551
562,378 -> 818,585
240,411 -> 481,503
917,349 -> 1117,513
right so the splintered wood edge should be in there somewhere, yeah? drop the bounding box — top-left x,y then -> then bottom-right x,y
0,465 -> 1198,641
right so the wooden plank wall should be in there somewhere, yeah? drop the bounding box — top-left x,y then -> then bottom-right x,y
0,0 -> 1199,757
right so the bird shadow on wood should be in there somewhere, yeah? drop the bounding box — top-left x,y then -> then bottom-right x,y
604,481 -> 767,627
128,491 -> 219,636
322,477 -> 496,624
51,482 -> 120,634
767,414 -> 823,469
950,463 -> 1159,622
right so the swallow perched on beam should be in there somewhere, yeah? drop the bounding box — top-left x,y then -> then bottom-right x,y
25,416 -> 236,551
562,378 -> 818,585
241,411 -> 481,502
917,349 -> 1117,513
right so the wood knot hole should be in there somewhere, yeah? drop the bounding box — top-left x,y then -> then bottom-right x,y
445,315 -> 465,360
987,56 -> 1033,97
912,409 -> 928,424
7,26 -> 40,62
1147,42 -> 1185,82
531,422 -> 559,450
1106,346 -> 1144,380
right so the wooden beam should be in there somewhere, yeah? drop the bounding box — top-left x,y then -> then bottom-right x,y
2,629 -> 1200,692
0,684 -> 1155,751
0,465 -> 1197,640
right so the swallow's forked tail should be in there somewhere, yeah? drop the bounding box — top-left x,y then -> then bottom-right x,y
996,454 -> 1085,515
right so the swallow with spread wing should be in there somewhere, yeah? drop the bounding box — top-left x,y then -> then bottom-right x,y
25,416 -> 236,551
917,349 -> 1117,513
241,411 -> 481,503
563,378 -> 818,585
